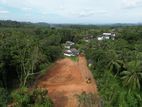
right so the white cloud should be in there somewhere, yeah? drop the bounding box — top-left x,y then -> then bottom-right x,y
0,0 -> 7,3
74,10 -> 108,18
0,0 -> 142,23
0,0 -> 117,18
122,0 -> 142,9
21,7 -> 32,11
59,5 -> 65,10
0,10 -> 9,14
42,12 -> 48,15
78,11 -> 95,17
96,10 -> 108,14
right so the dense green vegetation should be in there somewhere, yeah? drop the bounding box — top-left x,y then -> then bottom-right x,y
84,28 -> 142,107
0,20 -> 142,106
11,88 -> 53,107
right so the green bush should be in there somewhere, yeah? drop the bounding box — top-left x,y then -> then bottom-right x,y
76,92 -> 100,107
31,88 -> 53,107
11,87 -> 53,107
0,88 -> 8,107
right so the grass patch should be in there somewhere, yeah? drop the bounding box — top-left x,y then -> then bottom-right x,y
66,56 -> 79,62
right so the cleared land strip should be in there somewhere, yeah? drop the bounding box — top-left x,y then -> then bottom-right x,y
34,56 -> 99,107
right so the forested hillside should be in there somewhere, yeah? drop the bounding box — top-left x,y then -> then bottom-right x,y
0,20 -> 142,107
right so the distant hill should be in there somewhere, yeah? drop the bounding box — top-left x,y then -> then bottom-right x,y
0,20 -> 142,28
0,20 -> 33,27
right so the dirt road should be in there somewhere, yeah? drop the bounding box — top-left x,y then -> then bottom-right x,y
35,56 -> 99,107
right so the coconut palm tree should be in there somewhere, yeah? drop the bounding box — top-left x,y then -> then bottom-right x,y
107,50 -> 123,75
121,60 -> 142,91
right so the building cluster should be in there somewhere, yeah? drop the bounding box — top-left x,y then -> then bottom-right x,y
63,32 -> 116,57
64,41 -> 79,57
97,33 -> 116,40
83,32 -> 116,42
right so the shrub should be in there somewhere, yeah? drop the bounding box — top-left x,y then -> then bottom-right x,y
76,92 -> 100,107
11,87 -> 53,107
31,88 -> 53,107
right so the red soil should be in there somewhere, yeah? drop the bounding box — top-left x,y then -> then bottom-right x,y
34,56 -> 99,107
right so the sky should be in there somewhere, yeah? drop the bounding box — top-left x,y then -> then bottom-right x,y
0,0 -> 142,24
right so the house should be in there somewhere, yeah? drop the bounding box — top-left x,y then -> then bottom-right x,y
97,33 -> 116,41
64,45 -> 71,49
64,41 -> 75,49
64,41 -> 79,57
64,50 -> 74,56
64,48 -> 79,57
71,48 -> 79,56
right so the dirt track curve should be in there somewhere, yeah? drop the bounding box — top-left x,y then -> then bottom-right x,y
34,56 -> 99,107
